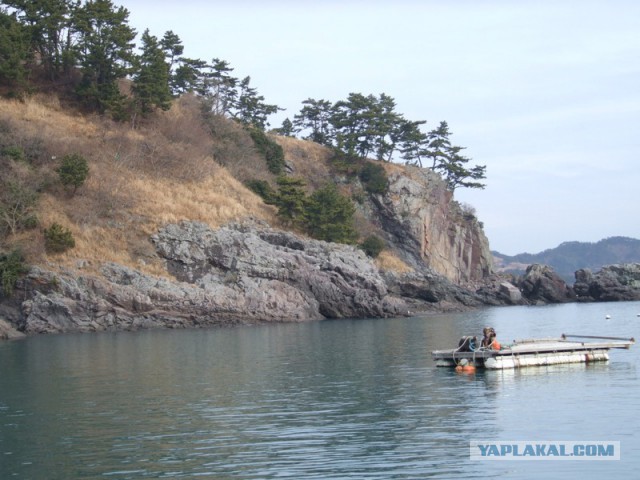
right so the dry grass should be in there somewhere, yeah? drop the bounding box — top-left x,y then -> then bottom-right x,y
375,250 -> 413,273
1,94 -> 98,141
277,136 -> 334,191
207,114 -> 271,183
2,94 -> 416,279
1,94 -> 276,276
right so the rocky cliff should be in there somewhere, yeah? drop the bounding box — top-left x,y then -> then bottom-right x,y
0,221 -> 484,336
370,166 -> 493,285
574,263 -> 640,302
3,226 -> 639,338
479,263 -> 640,306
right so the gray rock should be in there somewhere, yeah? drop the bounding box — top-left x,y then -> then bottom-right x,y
5,221 -> 415,335
383,270 -> 483,310
0,318 -> 25,340
574,263 -> 640,302
499,282 -> 522,304
151,221 -> 403,319
519,264 -> 575,304
367,166 -> 494,284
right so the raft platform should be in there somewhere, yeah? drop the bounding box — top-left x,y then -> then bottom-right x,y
432,334 -> 635,370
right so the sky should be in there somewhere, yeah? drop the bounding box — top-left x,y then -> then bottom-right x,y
123,0 -> 640,255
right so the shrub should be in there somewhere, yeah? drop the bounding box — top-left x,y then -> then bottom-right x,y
359,234 -> 386,258
328,149 -> 362,176
0,249 -> 27,297
2,145 -> 25,162
57,153 -> 89,195
44,223 -> 75,253
245,179 -> 276,204
0,179 -> 39,236
248,128 -> 285,175
460,202 -> 477,220
14,136 -> 45,165
359,161 -> 388,194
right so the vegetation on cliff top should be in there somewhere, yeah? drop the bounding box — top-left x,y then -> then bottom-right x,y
1,0 -> 489,292
1,0 -> 485,191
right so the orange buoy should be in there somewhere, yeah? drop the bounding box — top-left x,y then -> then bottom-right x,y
455,358 -> 475,373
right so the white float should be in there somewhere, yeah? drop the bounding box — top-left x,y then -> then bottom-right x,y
432,335 -> 634,370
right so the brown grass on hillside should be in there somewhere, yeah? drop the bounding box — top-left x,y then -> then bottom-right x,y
276,136 -> 335,191
1,94 -> 276,276
375,250 -> 413,273
2,94 -> 99,143
208,114 -> 272,184
2,93 -> 421,280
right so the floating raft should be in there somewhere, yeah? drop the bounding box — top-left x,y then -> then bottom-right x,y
432,334 -> 635,370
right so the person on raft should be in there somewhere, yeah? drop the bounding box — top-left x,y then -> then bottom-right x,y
481,327 -> 501,350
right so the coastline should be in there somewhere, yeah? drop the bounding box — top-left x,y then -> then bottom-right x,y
2,221 -> 639,340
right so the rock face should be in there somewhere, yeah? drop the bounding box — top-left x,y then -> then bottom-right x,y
369,166 -> 493,285
475,266 -> 575,306
5,220 -> 636,338
4,222 -> 424,335
151,221 -> 406,320
0,318 -> 25,340
574,263 -> 640,302
474,275 -> 525,306
382,270 -> 483,311
519,264 -> 576,304
499,282 -> 523,304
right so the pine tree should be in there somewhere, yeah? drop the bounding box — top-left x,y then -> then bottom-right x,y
371,93 -> 403,161
172,57 -> 208,95
4,0 -> 76,80
203,58 -> 237,115
441,146 -> 487,191
304,183 -> 357,244
293,98 -> 334,146
0,9 -> 31,88
57,153 -> 89,195
274,118 -> 294,137
426,121 -> 452,171
74,0 -> 136,115
132,28 -> 172,121
159,30 -> 184,95
234,76 -> 281,130
399,120 -> 429,167
331,93 -> 374,158
274,176 -> 307,225
160,30 -> 183,70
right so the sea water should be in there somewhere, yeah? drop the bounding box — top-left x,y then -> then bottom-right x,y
1,301 -> 639,479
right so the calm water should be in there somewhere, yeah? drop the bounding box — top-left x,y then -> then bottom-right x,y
1,302 -> 639,479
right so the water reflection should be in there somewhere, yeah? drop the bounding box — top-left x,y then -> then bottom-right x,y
0,301 -> 639,479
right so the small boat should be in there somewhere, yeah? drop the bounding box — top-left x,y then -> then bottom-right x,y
432,334 -> 635,370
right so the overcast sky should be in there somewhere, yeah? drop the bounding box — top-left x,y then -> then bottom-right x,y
125,0 -> 640,255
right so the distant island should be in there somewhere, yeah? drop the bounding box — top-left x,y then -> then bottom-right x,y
493,237 -> 640,283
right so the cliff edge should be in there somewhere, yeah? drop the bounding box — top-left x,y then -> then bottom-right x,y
369,165 -> 493,285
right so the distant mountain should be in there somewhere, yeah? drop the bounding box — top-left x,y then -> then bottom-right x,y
492,236 -> 640,283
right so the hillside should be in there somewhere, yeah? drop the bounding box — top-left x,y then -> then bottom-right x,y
493,236 -> 640,283
0,93 -> 501,336
1,91 -> 495,279
2,94 -> 639,338
0,94 -> 278,277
